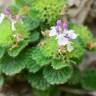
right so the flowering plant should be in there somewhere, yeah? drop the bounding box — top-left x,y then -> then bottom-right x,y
0,0 -> 96,96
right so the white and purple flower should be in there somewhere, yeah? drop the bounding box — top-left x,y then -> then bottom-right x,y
49,20 -> 78,52
0,7 -> 22,32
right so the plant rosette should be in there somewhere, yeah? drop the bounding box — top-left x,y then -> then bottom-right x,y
0,8 -> 29,48
36,20 -> 84,69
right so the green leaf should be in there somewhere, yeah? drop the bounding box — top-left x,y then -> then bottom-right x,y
8,40 -> 29,57
30,31 -> 40,42
31,47 -> 51,66
27,71 -> 50,90
0,19 -> 13,46
0,19 -> 29,47
70,24 -> 93,47
15,21 -> 30,39
43,66 -> 73,85
0,47 -> 6,59
24,17 -> 40,31
81,68 -> 96,91
26,60 -> 41,73
0,49 -> 31,76
40,37 -> 58,57
67,39 -> 85,59
68,67 -> 81,85
31,0 -> 66,25
51,59 -> 69,70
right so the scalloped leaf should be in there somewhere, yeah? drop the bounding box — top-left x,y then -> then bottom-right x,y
27,71 -> 50,90
15,21 -> 30,39
68,67 -> 81,85
70,24 -> 93,47
30,31 -> 40,42
0,18 -> 29,47
31,47 -> 51,66
24,17 -> 40,31
51,59 -> 69,70
0,19 -> 13,46
67,39 -> 85,59
0,47 -> 6,59
40,38 -> 58,57
31,0 -> 66,25
81,68 -> 96,90
0,49 -> 31,76
43,66 -> 73,85
8,40 -> 29,57
26,60 -> 41,73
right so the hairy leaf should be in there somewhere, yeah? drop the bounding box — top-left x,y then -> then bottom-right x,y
8,40 -> 29,57
81,68 -> 96,90
0,49 -> 32,76
0,47 -> 6,59
27,71 -> 50,90
51,59 -> 69,70
26,60 -> 41,73
43,66 -> 73,85
0,19 -> 13,46
70,24 -> 93,47
40,38 -> 58,57
31,47 -> 51,66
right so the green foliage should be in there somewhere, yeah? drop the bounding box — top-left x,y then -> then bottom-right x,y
0,47 -> 6,59
0,19 -> 13,47
0,0 -> 96,94
43,66 -> 73,85
31,47 -> 51,66
51,59 -> 69,70
70,24 -> 94,47
27,71 -> 50,90
15,21 -> 30,39
68,67 -> 81,85
23,17 -> 40,31
40,37 -> 58,57
26,60 -> 41,73
30,31 -> 40,43
81,68 -> 96,90
0,19 -> 29,47
8,40 -> 29,57
0,49 -> 31,76
66,39 -> 85,60
31,0 -> 66,25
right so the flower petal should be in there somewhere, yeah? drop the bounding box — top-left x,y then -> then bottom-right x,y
67,43 -> 74,52
0,13 -> 5,24
49,27 -> 57,36
57,34 -> 69,46
67,30 -> 78,39
63,22 -> 68,30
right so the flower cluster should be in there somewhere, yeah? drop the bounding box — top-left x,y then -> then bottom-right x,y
0,7 -> 22,32
49,20 -> 78,52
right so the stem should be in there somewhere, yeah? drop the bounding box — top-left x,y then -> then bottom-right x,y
59,86 -> 96,96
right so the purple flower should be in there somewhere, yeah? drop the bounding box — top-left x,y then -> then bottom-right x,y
56,20 -> 62,33
49,20 -> 78,52
63,22 -> 68,30
56,20 -> 62,26
3,8 -> 11,15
